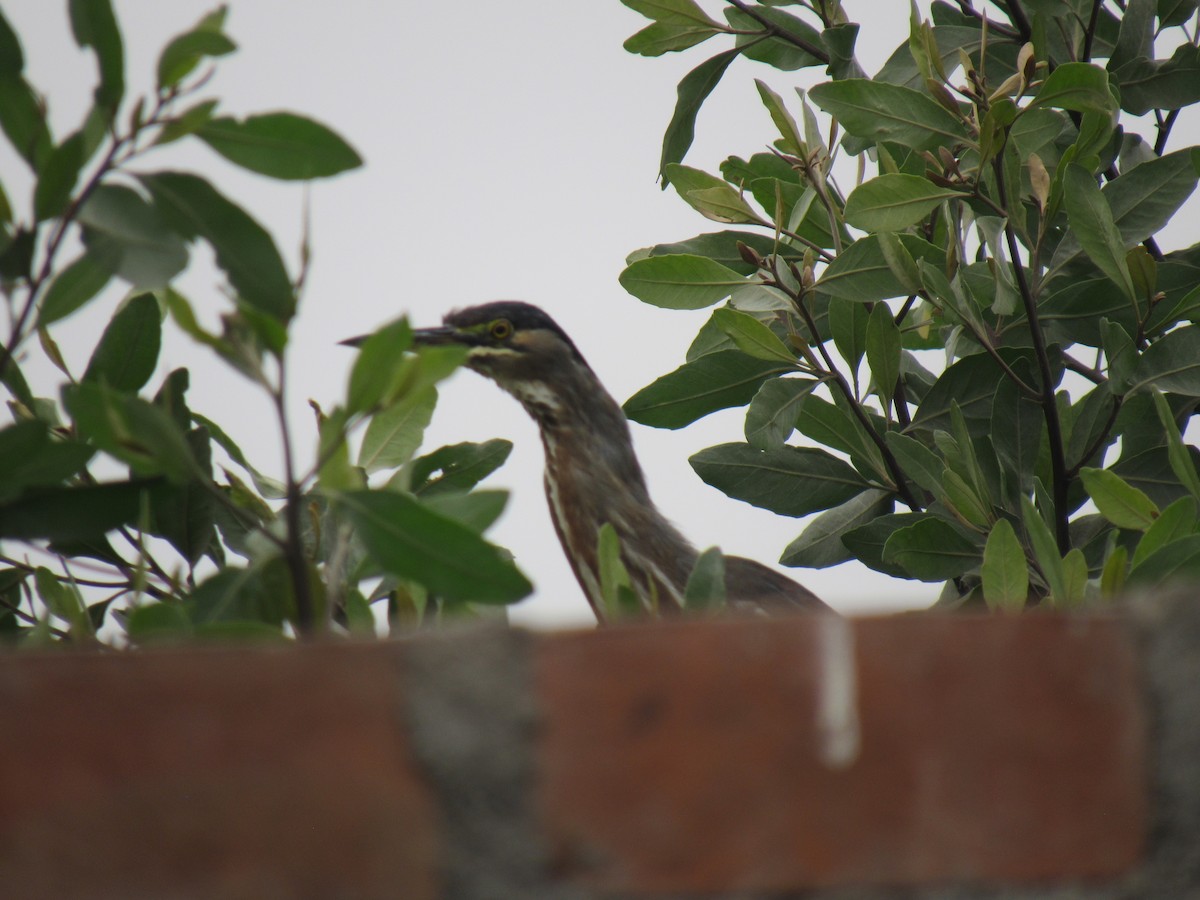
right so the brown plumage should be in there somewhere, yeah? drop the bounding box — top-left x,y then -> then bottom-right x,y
411,301 -> 831,621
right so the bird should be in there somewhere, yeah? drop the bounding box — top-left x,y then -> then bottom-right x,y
372,301 -> 830,622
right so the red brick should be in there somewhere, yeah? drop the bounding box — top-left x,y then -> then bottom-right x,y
536,614 -> 1147,893
0,643 -> 440,899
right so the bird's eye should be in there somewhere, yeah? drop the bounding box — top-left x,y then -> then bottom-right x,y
490,319 -> 513,340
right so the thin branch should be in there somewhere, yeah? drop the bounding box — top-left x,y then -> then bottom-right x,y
1154,109 -> 1179,156
1066,397 -> 1123,478
723,0 -> 830,63
1000,0 -> 1033,42
272,366 -> 315,635
1082,0 -> 1104,62
1063,352 -> 1106,384
992,155 -> 1072,554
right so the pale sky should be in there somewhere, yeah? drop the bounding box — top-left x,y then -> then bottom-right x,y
5,3 -> 1196,628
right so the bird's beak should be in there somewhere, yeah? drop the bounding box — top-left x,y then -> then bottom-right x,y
339,324 -> 465,349
411,325 -> 464,346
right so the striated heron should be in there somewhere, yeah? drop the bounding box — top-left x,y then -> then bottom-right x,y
384,301 -> 830,621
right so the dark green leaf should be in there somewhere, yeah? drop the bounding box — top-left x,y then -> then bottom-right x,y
126,602 -> 193,641
139,171 -> 293,321
662,48 -> 734,184
1151,389 -> 1200,500
808,79 -> 968,151
0,420 -> 93,499
744,377 -> 818,450
0,479 -> 153,541
155,98 -> 219,146
1113,43 -> 1200,115
68,0 -> 124,113
33,133 -> 85,221
345,317 -> 414,414
0,76 -> 52,169
865,302 -> 901,398
1108,0 -> 1155,72
37,251 -> 111,326
77,184 -> 188,289
1028,62 -> 1115,115
622,0 -> 723,27
0,10 -> 23,76
1130,326 -> 1200,396
816,233 -> 943,302
624,351 -> 792,429
157,26 -> 236,89
419,490 -> 509,534
780,488 -> 893,568
1061,164 -> 1135,301
338,489 -> 532,604
828,296 -> 868,380
1113,445 -> 1199,509
1158,0 -> 1200,28
411,440 -> 514,496
188,558 -> 295,627
197,113 -> 362,181
82,293 -> 161,391
989,377 -> 1043,493
645,230 -> 782,276
884,431 -> 945,499
146,427 -> 215,565
690,442 -> 871,517
625,22 -> 720,57
882,517 -> 980,581
843,174 -> 967,232
842,512 -> 932,577
794,393 -> 887,478
723,6 -> 823,71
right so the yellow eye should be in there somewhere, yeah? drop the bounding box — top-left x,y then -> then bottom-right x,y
490,319 -> 513,340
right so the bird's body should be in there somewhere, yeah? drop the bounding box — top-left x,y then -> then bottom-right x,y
411,301 -> 830,621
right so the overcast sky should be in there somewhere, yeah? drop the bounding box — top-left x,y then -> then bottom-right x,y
5,3 -> 1196,628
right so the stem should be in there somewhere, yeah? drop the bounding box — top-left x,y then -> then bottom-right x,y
1154,109 -> 1179,156
1066,397 -> 1122,477
1000,0 -> 1032,42
272,365 -> 315,635
1082,0 -> 1103,62
723,0 -> 830,63
992,156 -> 1071,553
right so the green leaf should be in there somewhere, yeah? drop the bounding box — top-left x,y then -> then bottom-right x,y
1028,62 -> 1115,115
358,387 -> 437,474
780,489 -> 893,568
420,490 -> 509,534
815,233 -> 943,302
619,253 -> 746,310
37,251 -> 111,326
82,293 -> 161,392
1053,150 -> 1197,274
411,440 -> 514,496
828,297 -> 868,381
1132,495 -> 1197,569
624,350 -> 792,429
1114,42 -> 1200,115
724,6 -> 824,71
881,517 -> 980,581
690,442 -> 870,517
1129,326 -> 1200,396
1151,389 -> 1200,500
807,78 -> 968,151
884,431 -> 944,499
744,377 -> 818,450
658,49 -> 739,182
643,230 -> 782,276
1102,319 -> 1136,393
843,174 -> 967,232
622,0 -> 723,27
139,171 -> 293,322
624,22 -> 720,56
69,0 -> 124,113
865,303 -> 901,399
146,427 -> 215,566
338,489 -> 531,604
197,113 -> 362,181
155,98 -> 219,146
1127,534 -> 1200,588
35,567 -> 90,635
596,522 -> 640,618
157,23 -> 236,89
684,546 -> 726,610
1062,164 -> 1135,302
794,393 -> 887,479
1100,543 -> 1128,597
981,519 -> 1029,611
33,133 -> 85,221
0,10 -> 24,77
0,75 -> 52,169
1080,466 -> 1159,531
345,317 -> 414,414
0,420 -> 93,499
710,308 -> 794,362
77,184 -> 188,289
0,479 -> 152,541
755,79 -> 803,155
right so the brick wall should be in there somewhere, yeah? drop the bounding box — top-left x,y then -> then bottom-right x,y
0,591 -> 1195,898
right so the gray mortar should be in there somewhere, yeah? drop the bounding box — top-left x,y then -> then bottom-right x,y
398,625 -> 584,900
